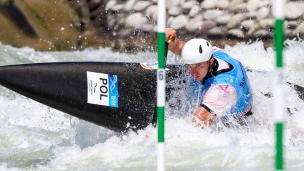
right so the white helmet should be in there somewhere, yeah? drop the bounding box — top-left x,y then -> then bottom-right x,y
181,39 -> 214,64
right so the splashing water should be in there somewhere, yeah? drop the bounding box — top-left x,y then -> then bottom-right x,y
0,40 -> 304,171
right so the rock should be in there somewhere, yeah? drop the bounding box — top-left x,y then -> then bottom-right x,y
74,0 -> 91,30
285,29 -> 294,39
4,0 -> 304,52
229,3 -> 247,13
253,29 -> 272,38
257,7 -> 270,20
90,4 -> 103,17
203,9 -> 224,20
247,24 -> 260,36
153,25 -> 157,32
166,0 -> 180,9
146,5 -> 158,21
113,18 -> 125,31
124,0 -> 137,12
293,23 -> 304,37
125,12 -> 147,29
227,13 -> 246,29
195,20 -> 217,34
107,14 -> 117,28
167,16 -> 174,26
216,0 -> 230,9
241,20 -> 256,30
285,2 -> 304,20
140,23 -> 154,32
169,14 -> 188,30
0,0 -> 14,6
201,0 -> 218,10
259,0 -> 271,8
133,1 -> 151,12
229,0 -> 245,7
247,0 -> 260,12
228,29 -> 245,38
216,14 -> 231,26
285,21 -> 299,30
185,14 -> 203,32
105,0 -> 116,12
259,18 -> 274,29
0,0 -> 81,51
118,29 -> 133,37
189,5 -> 201,17
207,27 -> 226,38
168,6 -> 182,16
182,0 -> 198,10
186,20 -> 203,32
246,11 -> 257,19
88,0 -> 102,11
112,4 -> 124,11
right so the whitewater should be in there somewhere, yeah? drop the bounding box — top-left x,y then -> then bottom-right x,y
0,39 -> 304,171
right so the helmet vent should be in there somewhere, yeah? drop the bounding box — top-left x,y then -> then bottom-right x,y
199,45 -> 203,53
206,42 -> 210,46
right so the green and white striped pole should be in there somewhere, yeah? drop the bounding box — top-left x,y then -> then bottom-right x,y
272,0 -> 286,170
157,0 -> 166,170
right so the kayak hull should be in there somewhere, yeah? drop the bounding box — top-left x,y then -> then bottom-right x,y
0,62 -> 182,132
0,62 -> 303,132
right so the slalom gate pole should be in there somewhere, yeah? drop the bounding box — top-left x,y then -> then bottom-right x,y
157,0 -> 166,170
272,0 -> 286,170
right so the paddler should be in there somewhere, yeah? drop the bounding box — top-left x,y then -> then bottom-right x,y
165,28 -> 253,128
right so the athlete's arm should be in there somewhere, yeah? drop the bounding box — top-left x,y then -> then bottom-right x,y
192,84 -> 237,128
165,28 -> 186,56
192,105 -> 214,128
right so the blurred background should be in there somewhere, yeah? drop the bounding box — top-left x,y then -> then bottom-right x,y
0,0 -> 304,52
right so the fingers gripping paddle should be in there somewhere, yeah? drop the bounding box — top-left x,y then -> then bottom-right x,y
164,35 -> 176,65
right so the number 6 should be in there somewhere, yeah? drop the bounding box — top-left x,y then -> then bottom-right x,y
158,70 -> 164,80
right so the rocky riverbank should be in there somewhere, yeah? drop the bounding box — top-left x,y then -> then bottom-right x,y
0,0 -> 304,52
98,0 -> 304,51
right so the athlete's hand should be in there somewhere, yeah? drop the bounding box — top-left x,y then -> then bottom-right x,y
165,28 -> 185,56
192,106 -> 214,128
165,28 -> 176,43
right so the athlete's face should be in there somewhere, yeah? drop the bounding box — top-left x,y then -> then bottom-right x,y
186,59 -> 212,81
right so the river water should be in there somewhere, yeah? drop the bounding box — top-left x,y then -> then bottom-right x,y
0,39 -> 304,171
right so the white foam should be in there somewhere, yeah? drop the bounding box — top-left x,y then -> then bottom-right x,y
0,40 -> 304,170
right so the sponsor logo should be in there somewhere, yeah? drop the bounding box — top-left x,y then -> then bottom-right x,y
140,62 -> 170,70
94,83 -> 97,93
140,62 -> 158,70
109,74 -> 118,107
87,71 -> 118,108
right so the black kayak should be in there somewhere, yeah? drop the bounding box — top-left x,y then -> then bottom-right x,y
0,62 -> 184,132
0,62 -> 303,132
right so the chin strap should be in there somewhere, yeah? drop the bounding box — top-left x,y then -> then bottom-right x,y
201,58 -> 218,85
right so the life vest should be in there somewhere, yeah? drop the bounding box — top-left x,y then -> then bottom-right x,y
188,51 -> 253,119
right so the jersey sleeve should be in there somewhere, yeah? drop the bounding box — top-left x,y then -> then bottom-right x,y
201,84 -> 237,117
